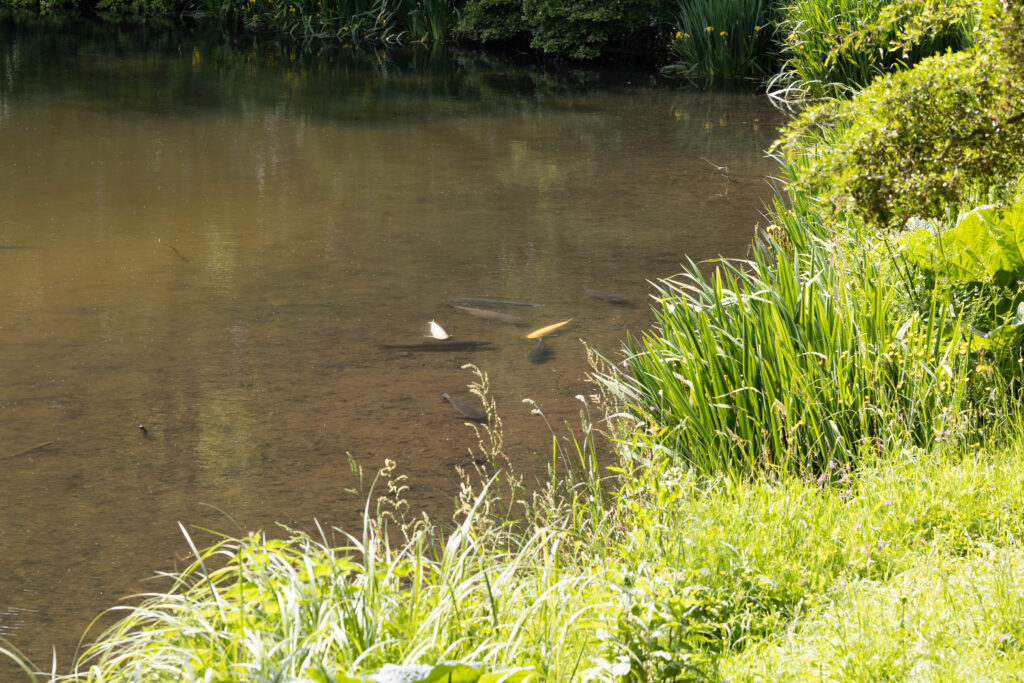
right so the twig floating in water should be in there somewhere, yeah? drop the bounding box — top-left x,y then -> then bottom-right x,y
158,239 -> 190,263
7,441 -> 55,459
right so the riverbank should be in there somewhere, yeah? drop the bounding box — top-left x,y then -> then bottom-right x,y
6,0 -> 1024,680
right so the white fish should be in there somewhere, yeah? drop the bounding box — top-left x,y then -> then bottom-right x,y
427,320 -> 451,340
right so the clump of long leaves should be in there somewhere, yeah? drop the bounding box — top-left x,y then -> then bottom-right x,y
768,0 -> 978,104
59,496 -> 603,680
666,0 -> 777,85
611,191 -> 977,477
37,366 -> 633,682
194,0 -> 454,44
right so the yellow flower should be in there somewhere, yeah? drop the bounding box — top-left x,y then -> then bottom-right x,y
705,25 -> 713,32
674,30 -> 682,39
720,31 -> 727,37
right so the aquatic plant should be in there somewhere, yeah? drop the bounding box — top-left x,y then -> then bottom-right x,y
190,0 -> 455,44
665,0 -> 776,84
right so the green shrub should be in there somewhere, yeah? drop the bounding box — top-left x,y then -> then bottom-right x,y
457,0 -> 675,59
94,0 -> 185,18
770,0 -> 978,102
984,0 -> 1024,117
521,0 -> 666,59
778,48 -> 1024,230
665,0 -> 776,84
456,0 -> 529,42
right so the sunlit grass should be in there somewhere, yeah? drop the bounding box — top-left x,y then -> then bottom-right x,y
7,398 -> 1024,679
768,0 -> 977,103
608,187 -> 986,478
725,546 -> 1024,680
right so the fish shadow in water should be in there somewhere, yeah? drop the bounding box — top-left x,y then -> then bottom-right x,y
526,338 -> 552,364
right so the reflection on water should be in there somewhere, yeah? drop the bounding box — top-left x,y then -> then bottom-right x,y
0,19 -> 787,674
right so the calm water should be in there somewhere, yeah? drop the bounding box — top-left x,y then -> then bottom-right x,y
0,21 -> 786,673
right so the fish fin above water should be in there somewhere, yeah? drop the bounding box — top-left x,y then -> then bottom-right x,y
427,320 -> 451,340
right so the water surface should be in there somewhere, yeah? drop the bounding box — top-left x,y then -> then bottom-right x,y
0,22 -> 787,673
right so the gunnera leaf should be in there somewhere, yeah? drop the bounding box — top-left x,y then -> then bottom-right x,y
901,196 -> 1024,285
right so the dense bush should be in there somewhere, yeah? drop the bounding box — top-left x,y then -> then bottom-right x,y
455,0 -> 528,42
522,0 -> 666,59
0,0 -> 185,17
777,48 -> 1024,230
984,0 -> 1024,115
456,0 -> 673,59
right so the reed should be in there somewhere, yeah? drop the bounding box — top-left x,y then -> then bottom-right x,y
608,186 -> 979,477
194,0 -> 452,44
408,0 -> 455,43
666,0 -> 777,84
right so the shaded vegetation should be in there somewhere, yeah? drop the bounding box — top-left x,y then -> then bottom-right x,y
0,0 -> 983,87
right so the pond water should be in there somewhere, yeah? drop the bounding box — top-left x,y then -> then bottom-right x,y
0,20 -> 787,674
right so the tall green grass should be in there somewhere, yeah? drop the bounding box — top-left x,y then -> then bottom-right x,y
609,189 -> 982,477
61,492 -> 610,680
194,0 -> 455,43
666,0 -> 777,84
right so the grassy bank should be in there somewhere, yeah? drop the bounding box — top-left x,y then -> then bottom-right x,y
6,0 -> 1024,680
14,414 -> 1024,680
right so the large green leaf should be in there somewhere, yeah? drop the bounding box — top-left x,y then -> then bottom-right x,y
362,663 -> 542,683
902,197 -> 1024,284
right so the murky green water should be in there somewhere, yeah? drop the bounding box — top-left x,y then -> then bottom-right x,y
0,20 -> 786,673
